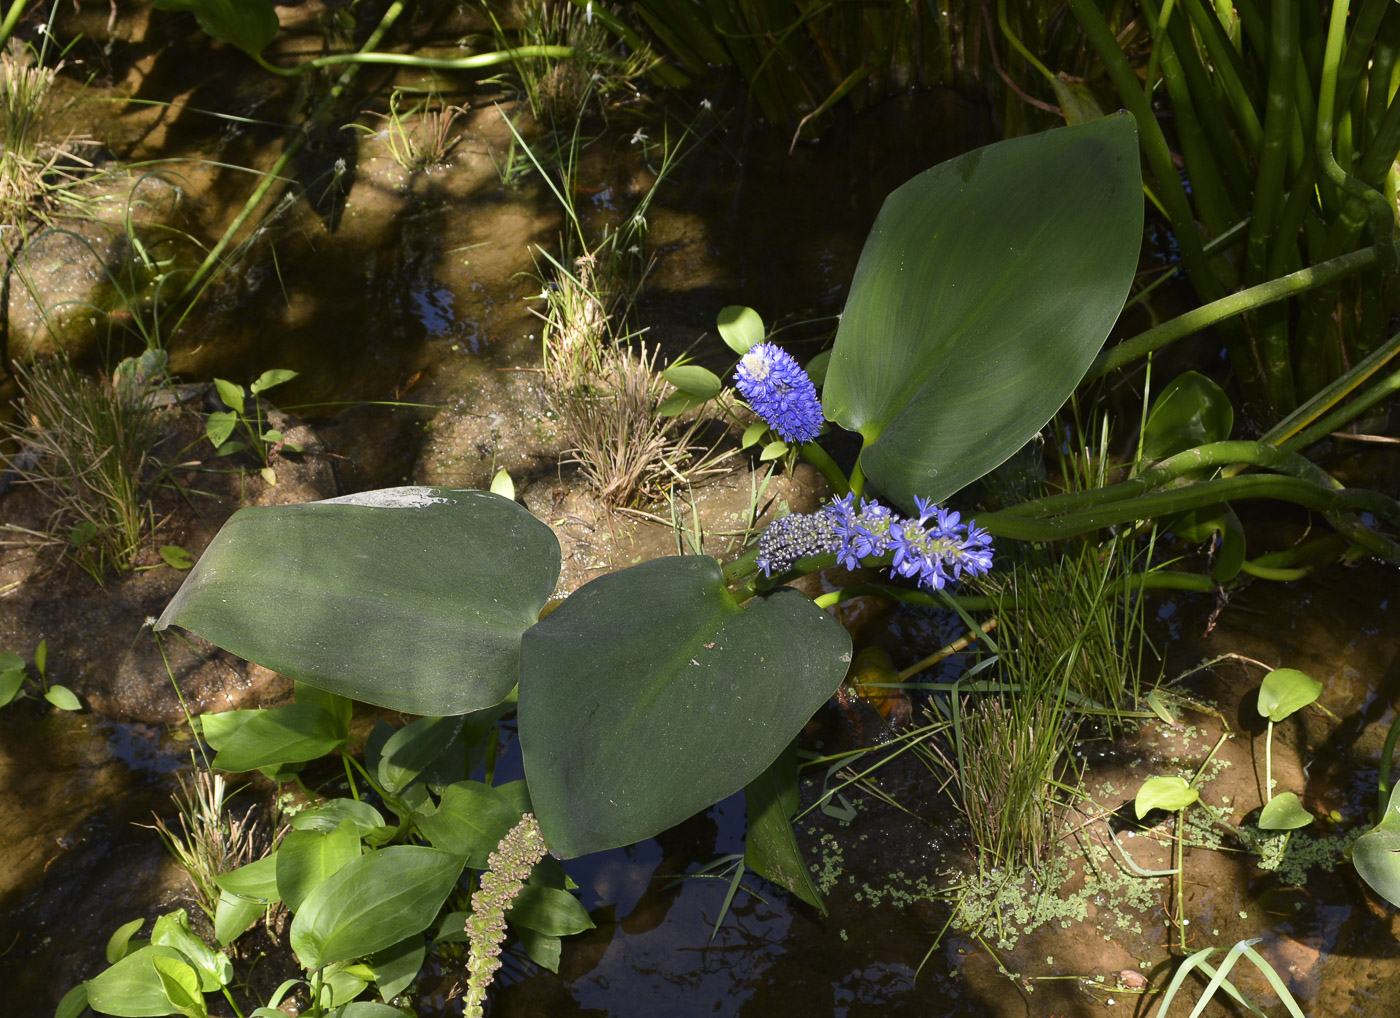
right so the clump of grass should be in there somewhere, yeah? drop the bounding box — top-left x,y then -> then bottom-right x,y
361,88 -> 469,173
144,763 -> 267,920
0,43 -> 93,223
508,0 -> 652,122
951,695 -> 1074,872
1,355 -> 163,581
548,340 -> 728,507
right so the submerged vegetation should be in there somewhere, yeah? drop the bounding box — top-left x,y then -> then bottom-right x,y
0,1 -> 1397,1016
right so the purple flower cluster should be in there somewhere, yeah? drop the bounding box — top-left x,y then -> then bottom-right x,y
754,494 -> 994,592
733,342 -> 824,444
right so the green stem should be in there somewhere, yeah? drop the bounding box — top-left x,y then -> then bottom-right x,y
799,441 -> 849,496
1090,246 -> 1380,377
1265,719 -> 1274,803
0,0 -> 25,51
848,457 -> 866,498
1280,363 -> 1400,451
254,44 -> 575,77
342,753 -> 360,801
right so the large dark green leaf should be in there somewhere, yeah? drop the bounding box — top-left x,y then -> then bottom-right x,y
518,556 -> 851,858
276,821 -> 361,913
744,745 -> 824,911
822,114 -> 1142,510
415,780 -> 520,868
289,846 -> 466,970
156,488 -> 561,715
152,0 -> 279,57
210,704 -> 346,773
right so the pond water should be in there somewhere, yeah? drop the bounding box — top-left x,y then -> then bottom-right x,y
1,5 -> 1399,1017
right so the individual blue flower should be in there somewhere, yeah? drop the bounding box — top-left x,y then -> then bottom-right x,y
825,495 -> 897,569
822,493 -> 993,592
734,342 -> 824,444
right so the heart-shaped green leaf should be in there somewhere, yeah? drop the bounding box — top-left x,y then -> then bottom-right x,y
717,305 -> 765,355
1355,783 -> 1400,907
1140,370 -> 1234,465
822,114 -> 1142,510
1258,791 -> 1312,830
1134,775 -> 1199,818
1257,668 -> 1322,723
416,781 -> 521,868
152,0 -> 280,58
518,555 -> 851,857
156,488 -> 560,715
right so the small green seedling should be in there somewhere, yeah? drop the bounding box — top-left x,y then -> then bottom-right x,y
1256,667 -> 1321,830
205,369 -> 302,484
1134,773 -> 1201,952
0,640 -> 80,711
489,468 -> 515,501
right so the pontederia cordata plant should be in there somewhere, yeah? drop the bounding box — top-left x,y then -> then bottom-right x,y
68,112 -> 1399,1015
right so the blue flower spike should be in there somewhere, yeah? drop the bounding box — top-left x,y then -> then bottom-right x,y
733,342 -> 824,444
754,495 -> 994,590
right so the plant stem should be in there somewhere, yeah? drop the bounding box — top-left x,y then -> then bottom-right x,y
1089,246 -> 1380,377
1265,719 -> 1274,803
254,44 -> 575,77
0,0 -> 25,51
799,441 -> 850,496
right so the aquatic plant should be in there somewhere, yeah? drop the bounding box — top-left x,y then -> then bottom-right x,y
1070,0 -> 1400,416
53,111 -> 1391,1015
461,813 -> 548,1017
204,368 -> 302,486
0,355 -> 162,582
357,88 -> 469,174
0,638 -> 78,710
733,342 -> 824,445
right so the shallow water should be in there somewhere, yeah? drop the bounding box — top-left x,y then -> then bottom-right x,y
2,7 -> 1399,1017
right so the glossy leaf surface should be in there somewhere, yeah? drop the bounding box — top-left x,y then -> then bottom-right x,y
822,114 -> 1142,510
1134,775 -> 1199,818
1355,783 -> 1400,908
157,488 -> 560,715
151,0 -> 279,57
1258,791 -> 1313,830
1257,668 -> 1323,722
416,780 -> 521,868
276,821 -> 361,913
85,945 -> 196,1016
290,846 -> 466,970
1141,371 -> 1234,464
519,555 -> 851,857
211,704 -> 346,772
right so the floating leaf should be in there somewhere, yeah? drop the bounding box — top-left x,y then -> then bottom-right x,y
822,114 -> 1142,510
519,555 -> 851,857
1257,668 -> 1323,723
717,305 -> 765,355
157,488 -> 560,715
1134,775 -> 1199,818
1258,792 -> 1313,830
